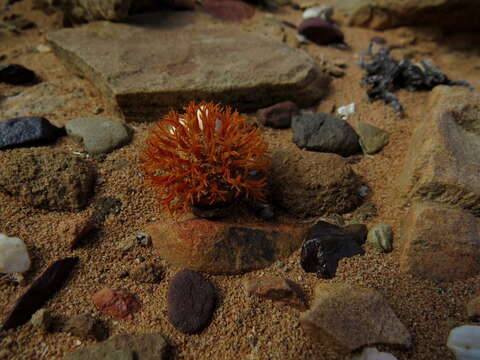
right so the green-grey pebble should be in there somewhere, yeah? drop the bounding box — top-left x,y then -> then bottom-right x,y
367,224 -> 393,253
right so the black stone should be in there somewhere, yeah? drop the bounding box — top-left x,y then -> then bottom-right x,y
2,257 -> 79,330
298,18 -> 344,45
167,269 -> 217,334
300,221 -> 367,278
0,117 -> 64,149
0,64 -> 38,85
292,111 -> 361,157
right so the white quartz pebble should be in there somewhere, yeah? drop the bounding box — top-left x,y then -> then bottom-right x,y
447,325 -> 480,360
352,347 -> 398,360
0,234 -> 31,273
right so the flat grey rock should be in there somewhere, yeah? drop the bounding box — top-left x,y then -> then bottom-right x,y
65,117 -> 130,154
47,12 -> 329,121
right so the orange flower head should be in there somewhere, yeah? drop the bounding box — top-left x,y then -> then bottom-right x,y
141,101 -> 270,214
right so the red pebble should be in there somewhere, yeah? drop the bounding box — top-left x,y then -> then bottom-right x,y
92,287 -> 141,320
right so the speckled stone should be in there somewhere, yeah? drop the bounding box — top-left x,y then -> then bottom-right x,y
0,116 -> 63,149
167,269 -> 217,334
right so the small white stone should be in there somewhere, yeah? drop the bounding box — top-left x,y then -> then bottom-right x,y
447,325 -> 480,360
296,34 -> 309,44
36,44 -> 51,53
303,5 -> 333,20
337,103 -> 356,119
0,234 -> 30,273
352,347 -> 398,360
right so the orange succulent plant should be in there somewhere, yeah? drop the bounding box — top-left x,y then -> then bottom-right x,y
141,101 -> 270,214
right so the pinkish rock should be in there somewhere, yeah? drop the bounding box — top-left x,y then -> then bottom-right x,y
243,276 -> 307,310
256,101 -> 298,129
298,18 -> 344,45
145,219 -> 307,274
92,288 -> 141,320
202,0 -> 255,22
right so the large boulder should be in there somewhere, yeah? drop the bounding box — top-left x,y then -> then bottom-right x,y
334,0 -> 480,31
400,201 -> 480,282
46,12 -> 329,121
398,86 -> 480,216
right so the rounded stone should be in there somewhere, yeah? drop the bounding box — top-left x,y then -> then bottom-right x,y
65,117 -> 130,154
270,148 -> 363,217
298,18 -> 344,45
167,269 -> 217,334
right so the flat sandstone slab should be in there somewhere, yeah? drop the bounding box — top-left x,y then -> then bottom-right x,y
47,13 -> 329,121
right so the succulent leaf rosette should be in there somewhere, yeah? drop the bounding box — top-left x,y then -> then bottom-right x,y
141,101 -> 270,214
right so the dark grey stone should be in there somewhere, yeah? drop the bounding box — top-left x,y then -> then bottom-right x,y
1,257 -> 79,331
298,18 -> 344,45
256,101 -> 298,129
292,111 -> 361,156
0,64 -> 37,85
0,117 -> 64,149
167,269 -> 217,334
300,221 -> 367,278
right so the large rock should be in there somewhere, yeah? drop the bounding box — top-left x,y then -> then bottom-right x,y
398,86 -> 480,216
270,149 -> 363,217
46,12 -> 329,121
64,333 -> 170,360
145,219 -> 307,274
400,201 -> 480,282
0,148 -> 96,211
299,283 -> 412,353
334,0 -> 480,31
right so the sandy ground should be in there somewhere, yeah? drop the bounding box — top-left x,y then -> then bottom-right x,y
1,0 -> 480,359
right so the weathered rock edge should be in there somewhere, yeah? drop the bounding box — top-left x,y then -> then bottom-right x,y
398,86 -> 480,216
